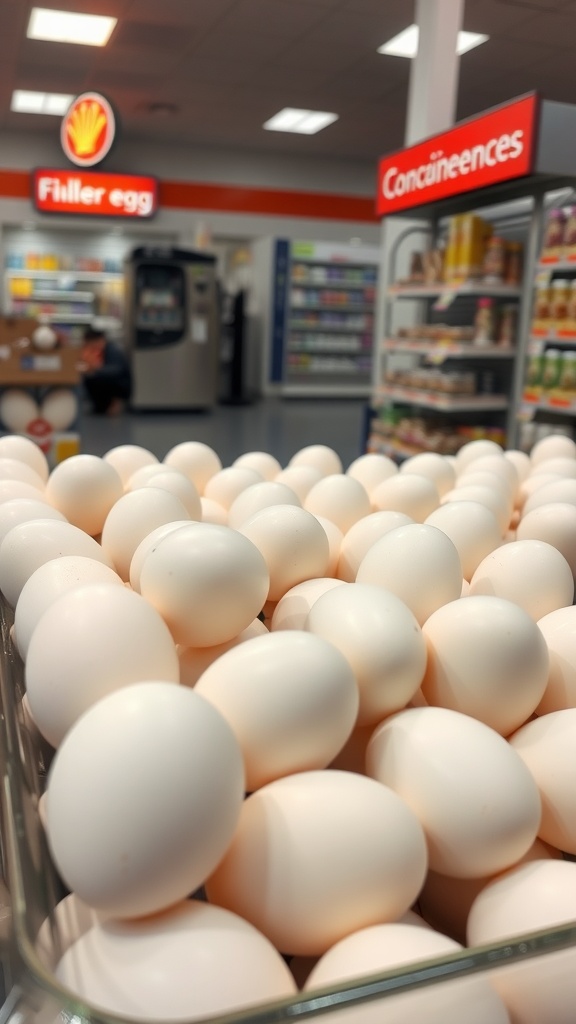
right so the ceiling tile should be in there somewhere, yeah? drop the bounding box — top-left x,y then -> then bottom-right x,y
216,0 -> 330,38
500,7 -> 576,44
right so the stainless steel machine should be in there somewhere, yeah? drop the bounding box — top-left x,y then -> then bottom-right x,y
125,246 -> 220,410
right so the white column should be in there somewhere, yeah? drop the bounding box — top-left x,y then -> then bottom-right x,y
405,0 -> 464,145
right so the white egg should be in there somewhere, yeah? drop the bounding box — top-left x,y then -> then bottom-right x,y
304,923 -> 509,1024
232,450 -> 282,480
346,452 -> 398,495
41,388 -> 78,431
461,453 -> 519,496
46,682 -> 244,918
271,577 -> 346,631
0,518 -> 111,608
44,454 -> 123,536
467,861 -> 576,1024
371,473 -> 440,521
0,498 -> 67,547
128,520 -> 194,592
442,484 -> 510,534
206,770 -> 427,956
421,595 -> 549,735
314,515 -> 342,577
274,465 -> 323,501
288,444 -> 343,476
139,522 -> 269,647
517,471 -> 563,511
536,605 -> 576,713
14,555 -> 124,660
0,479 -> 48,506
356,523 -> 462,626
530,432 -> 576,465
517,502 -> 576,577
139,470 -> 201,519
26,583 -> 180,746
228,481 -> 300,530
204,467 -> 263,509
238,504 -> 330,602
509,709 -> 576,853
424,500 -> 502,581
103,444 -> 159,486
0,434 -> 49,481
200,496 -> 228,525
306,582 -> 427,725
530,457 -> 576,479
336,510 -> 413,583
504,448 -> 531,485
163,440 -> 222,493
366,706 -> 541,878
195,631 -> 359,790
400,451 -> 456,497
178,618 -> 267,687
36,893 -> 96,971
125,463 -> 171,489
454,438 -> 503,472
0,457 -> 45,490
100,487 -> 191,580
523,478 -> 576,515
304,474 -> 371,533
56,900 -> 296,1022
469,539 -> 574,620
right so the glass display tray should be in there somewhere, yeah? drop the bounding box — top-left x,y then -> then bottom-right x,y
0,595 -> 575,1024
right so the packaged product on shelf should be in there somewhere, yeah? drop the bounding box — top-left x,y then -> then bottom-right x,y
563,206 -> 576,261
497,304 -> 517,347
504,241 -> 523,286
457,213 -> 492,282
525,350 -> 545,389
541,208 -> 566,261
473,297 -> 496,346
407,251 -> 425,284
443,215 -> 462,285
482,236 -> 506,284
567,279 -> 576,329
532,281 -> 552,330
541,347 -> 563,390
558,350 -> 576,393
551,278 -> 571,328
422,248 -> 444,285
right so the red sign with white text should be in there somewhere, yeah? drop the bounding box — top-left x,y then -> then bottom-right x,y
33,169 -> 158,218
377,94 -> 538,216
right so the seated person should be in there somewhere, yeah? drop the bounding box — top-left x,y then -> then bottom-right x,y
79,325 -> 131,415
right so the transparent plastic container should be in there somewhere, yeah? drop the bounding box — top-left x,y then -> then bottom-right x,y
0,597 -> 575,1024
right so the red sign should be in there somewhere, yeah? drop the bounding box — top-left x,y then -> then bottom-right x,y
33,169 -> 158,218
377,94 -> 538,216
61,92 -> 116,168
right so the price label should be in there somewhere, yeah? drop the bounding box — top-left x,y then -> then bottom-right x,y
432,291 -> 456,312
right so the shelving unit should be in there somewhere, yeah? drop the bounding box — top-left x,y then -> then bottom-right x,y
4,266 -> 124,336
369,94 -> 576,457
259,238 -> 379,397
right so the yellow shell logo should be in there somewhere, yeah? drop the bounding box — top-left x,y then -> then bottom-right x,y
61,93 -> 115,167
66,100 -> 106,157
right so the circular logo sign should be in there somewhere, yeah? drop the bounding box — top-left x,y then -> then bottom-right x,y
61,92 -> 116,168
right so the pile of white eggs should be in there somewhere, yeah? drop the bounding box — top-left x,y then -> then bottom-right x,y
1,431 -> 576,1024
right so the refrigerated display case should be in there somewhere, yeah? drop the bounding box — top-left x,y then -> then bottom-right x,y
369,93 -> 576,458
125,246 -> 220,410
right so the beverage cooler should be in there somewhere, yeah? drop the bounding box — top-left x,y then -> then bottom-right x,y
125,247 -> 220,410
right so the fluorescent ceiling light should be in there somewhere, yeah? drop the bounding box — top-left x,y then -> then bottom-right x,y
11,89 -> 74,114
378,25 -> 488,58
263,108 -> 338,135
27,7 -> 117,46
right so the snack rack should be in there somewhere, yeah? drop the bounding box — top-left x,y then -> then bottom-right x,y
0,593 -> 575,1022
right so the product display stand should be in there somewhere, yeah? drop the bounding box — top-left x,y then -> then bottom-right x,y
369,94 -> 576,458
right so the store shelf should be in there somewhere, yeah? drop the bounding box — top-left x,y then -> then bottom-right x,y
537,258 -> 576,272
290,322 -> 372,332
529,330 -> 576,347
291,278 -> 375,290
28,290 -> 94,302
290,302 -> 374,312
519,391 -> 576,417
374,385 -> 509,412
387,283 -> 522,299
283,383 -> 371,397
288,343 -> 366,354
5,269 -> 122,281
382,339 -> 516,359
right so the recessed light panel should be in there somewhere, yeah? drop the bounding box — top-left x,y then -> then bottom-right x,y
378,25 -> 488,58
263,108 -> 338,135
11,90 -> 74,115
27,7 -> 117,46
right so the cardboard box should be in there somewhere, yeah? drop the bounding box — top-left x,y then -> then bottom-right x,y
0,317 -> 80,386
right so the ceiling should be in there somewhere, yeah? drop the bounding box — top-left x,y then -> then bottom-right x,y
2,0 -> 576,163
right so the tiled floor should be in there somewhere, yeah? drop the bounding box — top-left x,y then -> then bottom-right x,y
80,397 -> 370,470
